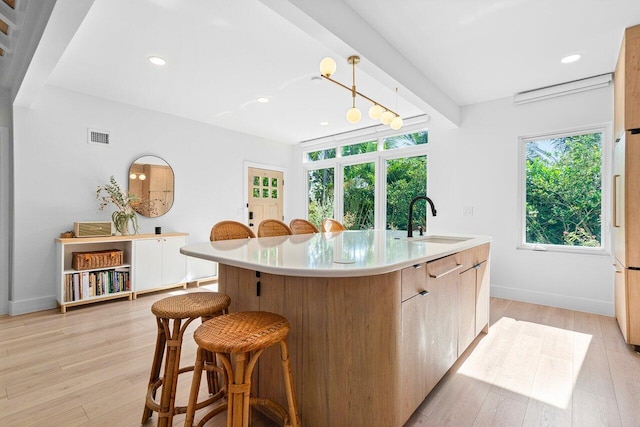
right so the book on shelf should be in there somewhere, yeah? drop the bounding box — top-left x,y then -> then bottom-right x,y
64,267 -> 131,302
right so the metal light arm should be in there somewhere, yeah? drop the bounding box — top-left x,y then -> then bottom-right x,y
320,75 -> 399,117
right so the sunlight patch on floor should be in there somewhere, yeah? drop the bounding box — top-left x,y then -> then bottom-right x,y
457,316 -> 591,409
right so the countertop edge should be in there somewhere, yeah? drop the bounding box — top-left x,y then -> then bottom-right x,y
180,234 -> 492,278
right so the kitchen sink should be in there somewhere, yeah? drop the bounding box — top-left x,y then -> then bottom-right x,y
407,235 -> 472,244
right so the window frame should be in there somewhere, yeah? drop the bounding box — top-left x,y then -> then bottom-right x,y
517,124 -> 611,255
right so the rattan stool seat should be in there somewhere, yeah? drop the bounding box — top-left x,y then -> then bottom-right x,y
142,292 -> 230,427
195,311 -> 289,354
185,311 -> 300,427
151,292 -> 231,320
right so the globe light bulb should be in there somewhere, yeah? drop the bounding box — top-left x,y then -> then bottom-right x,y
380,110 -> 394,125
130,173 -> 137,180
139,174 -> 146,181
346,107 -> 362,124
368,104 -> 383,120
319,57 -> 337,77
390,116 -> 403,130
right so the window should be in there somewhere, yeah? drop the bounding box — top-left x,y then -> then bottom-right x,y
519,127 -> 606,252
384,131 -> 428,150
307,148 -> 336,162
341,140 -> 377,157
303,130 -> 429,230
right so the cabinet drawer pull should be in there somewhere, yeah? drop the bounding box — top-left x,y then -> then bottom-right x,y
472,260 -> 487,269
428,263 -> 463,279
413,264 -> 422,269
419,290 -> 429,296
612,264 -> 623,274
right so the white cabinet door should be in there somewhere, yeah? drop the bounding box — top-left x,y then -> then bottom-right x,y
134,238 -> 163,292
161,236 -> 187,286
134,236 -> 187,292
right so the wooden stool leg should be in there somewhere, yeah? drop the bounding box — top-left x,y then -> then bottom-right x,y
185,347 -> 206,427
279,340 -> 300,427
142,316 -> 167,424
157,318 -> 183,427
204,350 -> 219,394
227,352 -> 252,427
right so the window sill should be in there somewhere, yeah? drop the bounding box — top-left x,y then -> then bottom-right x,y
517,243 -> 609,256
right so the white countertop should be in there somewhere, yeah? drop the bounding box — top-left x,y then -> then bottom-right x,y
180,230 -> 492,278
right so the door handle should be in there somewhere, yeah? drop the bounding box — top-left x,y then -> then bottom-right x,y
613,175 -> 620,228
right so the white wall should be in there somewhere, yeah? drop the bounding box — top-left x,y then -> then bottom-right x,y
10,85 -> 293,314
426,86 -> 614,315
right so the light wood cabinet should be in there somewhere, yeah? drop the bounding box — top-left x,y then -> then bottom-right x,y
457,243 -> 490,355
133,235 -> 188,296
400,263 -> 430,422
613,23 -> 640,347
425,254 -> 461,386
614,24 -> 640,140
458,268 -> 477,355
614,259 -> 628,341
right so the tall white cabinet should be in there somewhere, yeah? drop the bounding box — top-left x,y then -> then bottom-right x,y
56,233 -> 189,313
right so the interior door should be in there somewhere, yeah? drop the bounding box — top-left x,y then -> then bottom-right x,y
247,167 -> 284,234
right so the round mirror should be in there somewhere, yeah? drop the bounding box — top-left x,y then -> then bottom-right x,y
128,155 -> 174,217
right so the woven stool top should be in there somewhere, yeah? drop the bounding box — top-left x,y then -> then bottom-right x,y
194,311 -> 290,354
151,292 -> 231,319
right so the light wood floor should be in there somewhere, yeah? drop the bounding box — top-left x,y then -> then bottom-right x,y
0,286 -> 638,426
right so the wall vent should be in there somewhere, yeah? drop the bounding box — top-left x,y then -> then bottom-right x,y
514,73 -> 612,105
87,128 -> 110,145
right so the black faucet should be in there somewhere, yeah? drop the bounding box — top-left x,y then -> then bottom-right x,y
407,195 -> 437,238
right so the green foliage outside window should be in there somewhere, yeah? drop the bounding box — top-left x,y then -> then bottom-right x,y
384,131 -> 428,149
308,167 -> 334,228
387,156 -> 427,231
525,132 -> 602,247
307,148 -> 336,162
343,162 -> 375,229
342,140 -> 377,156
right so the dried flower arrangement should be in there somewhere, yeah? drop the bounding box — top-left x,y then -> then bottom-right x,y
96,176 -> 139,235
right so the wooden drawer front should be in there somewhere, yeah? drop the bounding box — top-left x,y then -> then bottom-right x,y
460,243 -> 490,271
427,254 -> 462,279
401,263 -> 427,301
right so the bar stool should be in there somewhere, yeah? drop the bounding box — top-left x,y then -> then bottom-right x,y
142,292 -> 231,427
184,311 -> 300,427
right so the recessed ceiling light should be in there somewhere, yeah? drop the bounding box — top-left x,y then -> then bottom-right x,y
561,54 -> 582,64
148,56 -> 167,66
257,97 -> 269,103
320,121 -> 329,126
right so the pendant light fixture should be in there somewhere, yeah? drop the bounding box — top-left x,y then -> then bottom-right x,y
319,55 -> 402,130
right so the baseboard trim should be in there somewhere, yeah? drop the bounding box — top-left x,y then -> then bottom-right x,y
491,285 -> 614,316
9,295 -> 57,315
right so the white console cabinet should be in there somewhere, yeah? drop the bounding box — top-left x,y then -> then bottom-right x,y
55,233 -> 188,313
133,235 -> 188,297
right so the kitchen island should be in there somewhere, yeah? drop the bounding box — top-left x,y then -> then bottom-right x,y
181,230 -> 491,426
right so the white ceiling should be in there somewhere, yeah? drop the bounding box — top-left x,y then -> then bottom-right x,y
41,0 -> 640,144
